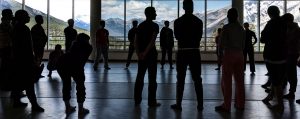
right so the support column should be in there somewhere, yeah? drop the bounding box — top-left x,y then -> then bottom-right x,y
232,0 -> 243,24
90,0 -> 101,60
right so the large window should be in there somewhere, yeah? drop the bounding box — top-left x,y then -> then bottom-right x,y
207,0 -> 231,51
287,1 -> 300,25
8,0 -> 299,53
74,0 -> 90,35
0,0 -> 22,14
101,0 -> 125,50
244,1 -> 259,51
49,0 -> 72,50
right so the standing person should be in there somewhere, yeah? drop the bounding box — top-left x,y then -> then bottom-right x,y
64,19 -> 77,52
47,44 -> 64,77
160,20 -> 174,69
125,20 -> 138,69
0,9 -> 13,86
215,8 -> 245,112
11,10 -> 44,112
281,13 -> 300,100
134,7 -> 160,107
93,20 -> 110,70
243,22 -> 257,75
31,15 -> 47,66
57,33 -> 92,116
170,0 -> 203,111
261,6 -> 287,111
215,28 -> 223,70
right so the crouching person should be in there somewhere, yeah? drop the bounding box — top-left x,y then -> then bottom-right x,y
57,33 -> 92,116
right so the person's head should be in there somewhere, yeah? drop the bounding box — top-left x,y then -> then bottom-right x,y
54,44 -> 62,51
76,33 -> 90,43
267,6 -> 280,19
14,10 -> 30,24
164,21 -> 170,27
100,20 -> 105,28
217,28 -> 222,34
282,13 -> 294,25
144,7 -> 157,20
132,20 -> 138,27
227,8 -> 238,23
67,19 -> 74,27
35,15 -> 44,24
1,9 -> 13,21
243,22 -> 249,29
183,0 -> 193,14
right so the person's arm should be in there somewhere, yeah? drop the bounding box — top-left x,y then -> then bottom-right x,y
252,31 -> 258,45
139,32 -> 157,60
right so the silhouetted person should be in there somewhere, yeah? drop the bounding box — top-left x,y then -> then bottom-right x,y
0,9 -> 13,88
47,44 -> 64,77
261,6 -> 287,112
243,22 -> 257,74
93,20 -> 110,70
160,20 -> 174,69
31,15 -> 47,66
281,13 -> 300,100
11,10 -> 44,112
170,0 -> 203,111
134,7 -> 160,107
215,28 -> 223,70
57,33 -> 92,116
215,8 -> 245,112
125,20 -> 138,69
64,19 -> 77,52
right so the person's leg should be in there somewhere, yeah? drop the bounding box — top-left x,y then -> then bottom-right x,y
134,60 -> 147,105
233,52 -> 245,109
160,48 -> 166,69
93,47 -> 101,70
189,51 -> 203,110
243,50 -> 247,72
171,51 -> 187,110
126,45 -> 134,68
57,68 -> 74,113
248,47 -> 255,73
73,69 -> 89,116
216,51 -> 234,111
25,82 -> 44,112
147,54 -> 159,106
167,48 -> 173,68
102,45 -> 110,69
284,56 -> 298,99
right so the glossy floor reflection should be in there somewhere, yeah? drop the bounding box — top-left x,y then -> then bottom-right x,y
1,62 -> 300,119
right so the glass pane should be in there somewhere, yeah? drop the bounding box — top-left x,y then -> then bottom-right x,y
260,1 -> 284,52
153,0 -> 178,50
244,1 -> 259,52
24,0 -> 47,31
49,0 -> 72,50
0,0 -> 23,13
260,1 -> 284,32
287,1 -> 300,25
102,0 -> 125,50
74,0 -> 90,36
207,0 -> 231,51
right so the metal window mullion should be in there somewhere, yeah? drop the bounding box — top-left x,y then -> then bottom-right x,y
72,0 -> 75,20
258,0 -> 261,52
47,0 -> 50,50
204,0 -> 207,52
124,0 -> 126,51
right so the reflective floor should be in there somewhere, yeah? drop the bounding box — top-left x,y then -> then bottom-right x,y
1,62 -> 300,119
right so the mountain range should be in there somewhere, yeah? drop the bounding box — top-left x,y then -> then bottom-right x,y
2,1 -> 300,40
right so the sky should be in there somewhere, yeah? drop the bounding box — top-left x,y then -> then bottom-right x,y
15,0 -> 230,22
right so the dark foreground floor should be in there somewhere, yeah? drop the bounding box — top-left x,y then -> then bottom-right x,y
1,62 -> 300,119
